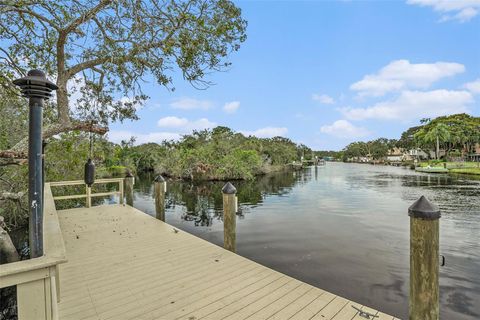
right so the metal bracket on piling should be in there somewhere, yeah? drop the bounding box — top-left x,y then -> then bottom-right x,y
351,306 -> 378,319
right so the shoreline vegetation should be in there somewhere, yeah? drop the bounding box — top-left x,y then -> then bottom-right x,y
50,126 -> 313,182
315,113 -> 480,176
334,160 -> 480,176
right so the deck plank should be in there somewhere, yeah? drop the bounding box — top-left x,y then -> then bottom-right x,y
57,204 -> 398,320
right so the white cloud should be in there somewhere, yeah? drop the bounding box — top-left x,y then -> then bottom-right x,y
157,116 -> 216,132
108,130 -> 181,145
350,60 -> 465,97
320,120 -> 371,139
407,0 -> 480,22
157,116 -> 189,128
223,101 -> 240,113
170,97 -> 212,110
340,89 -> 473,121
464,78 -> 480,94
241,127 -> 288,138
312,94 -> 335,104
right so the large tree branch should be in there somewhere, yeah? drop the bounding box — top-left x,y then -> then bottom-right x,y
0,150 -> 27,159
42,121 -> 108,140
0,158 -> 28,166
0,121 -> 108,160
0,216 -> 20,263
62,0 -> 113,36
66,10 -> 185,77
66,28 -> 179,77
0,191 -> 24,201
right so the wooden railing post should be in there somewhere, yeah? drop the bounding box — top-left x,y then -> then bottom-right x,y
154,175 -> 166,221
222,182 -> 237,253
125,172 -> 134,206
17,278 -> 49,319
408,196 -> 441,320
85,185 -> 91,208
119,179 -> 124,205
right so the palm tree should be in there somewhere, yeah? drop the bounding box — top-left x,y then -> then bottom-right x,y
424,123 -> 451,159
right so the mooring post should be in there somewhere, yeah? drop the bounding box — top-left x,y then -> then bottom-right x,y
154,175 -> 166,221
13,70 -> 57,258
222,182 -> 237,252
125,171 -> 134,206
408,195 -> 441,320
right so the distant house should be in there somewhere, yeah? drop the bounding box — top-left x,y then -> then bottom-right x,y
386,147 -> 404,162
406,148 -> 439,160
347,155 -> 372,163
468,143 -> 480,162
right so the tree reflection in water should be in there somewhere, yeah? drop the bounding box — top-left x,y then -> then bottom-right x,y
134,170 -> 299,226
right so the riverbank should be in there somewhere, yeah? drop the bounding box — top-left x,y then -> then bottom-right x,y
418,161 -> 480,176
342,160 -> 480,176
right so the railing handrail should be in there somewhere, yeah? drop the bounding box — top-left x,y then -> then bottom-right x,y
0,183 -> 66,286
49,178 -> 125,207
49,177 -> 124,186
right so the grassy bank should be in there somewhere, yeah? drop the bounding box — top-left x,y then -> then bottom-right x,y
418,161 -> 480,176
449,168 -> 480,175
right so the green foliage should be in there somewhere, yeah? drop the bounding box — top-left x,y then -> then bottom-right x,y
0,0 -> 247,124
340,114 -> 480,162
449,168 -> 480,175
396,126 -> 422,150
314,150 -> 342,160
217,150 -> 262,180
414,114 -> 480,159
45,132 -> 123,181
0,87 -> 29,227
342,138 -> 397,161
123,127 -> 303,181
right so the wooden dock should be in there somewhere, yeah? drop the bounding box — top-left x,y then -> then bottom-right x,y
56,204 -> 398,320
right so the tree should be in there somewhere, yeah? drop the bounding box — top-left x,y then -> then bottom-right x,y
397,126 -> 422,150
342,141 -> 368,160
412,115 -> 480,160
369,138 -> 392,160
415,123 -> 451,160
0,0 -> 247,152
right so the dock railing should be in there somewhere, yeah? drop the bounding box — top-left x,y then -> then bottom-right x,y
0,183 -> 66,320
49,177 -> 125,208
0,178 -> 125,320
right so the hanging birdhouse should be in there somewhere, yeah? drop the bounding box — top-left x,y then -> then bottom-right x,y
84,158 -> 95,187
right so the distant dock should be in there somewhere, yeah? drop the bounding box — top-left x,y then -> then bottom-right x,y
415,167 -> 449,173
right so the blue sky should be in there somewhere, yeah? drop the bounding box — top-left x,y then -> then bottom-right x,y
108,0 -> 480,150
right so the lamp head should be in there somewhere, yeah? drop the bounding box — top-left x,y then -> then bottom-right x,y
13,69 -> 58,100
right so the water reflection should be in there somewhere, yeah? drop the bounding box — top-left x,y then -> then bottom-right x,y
133,163 -> 480,320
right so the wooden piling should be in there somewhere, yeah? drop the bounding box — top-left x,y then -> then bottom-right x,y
408,196 -> 441,320
125,172 -> 134,206
222,182 -> 237,252
86,185 -> 91,208
154,175 -> 166,221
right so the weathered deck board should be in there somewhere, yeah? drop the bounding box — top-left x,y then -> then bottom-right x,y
57,204 -> 397,320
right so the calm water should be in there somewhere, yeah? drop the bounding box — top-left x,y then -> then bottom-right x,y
132,163 -> 480,319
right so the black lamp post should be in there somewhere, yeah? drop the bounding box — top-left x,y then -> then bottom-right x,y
13,70 -> 58,258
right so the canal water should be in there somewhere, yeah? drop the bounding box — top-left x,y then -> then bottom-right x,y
132,162 -> 480,319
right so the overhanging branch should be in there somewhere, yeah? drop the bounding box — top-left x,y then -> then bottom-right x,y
1,121 -> 109,160
0,191 -> 24,201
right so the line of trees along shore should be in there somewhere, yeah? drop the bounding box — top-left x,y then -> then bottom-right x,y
110,126 -> 312,180
319,114 -> 480,162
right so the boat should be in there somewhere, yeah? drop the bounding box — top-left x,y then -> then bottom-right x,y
415,167 -> 449,173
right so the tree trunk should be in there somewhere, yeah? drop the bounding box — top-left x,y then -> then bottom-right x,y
436,135 -> 440,160
0,216 -> 20,264
56,75 -> 70,125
